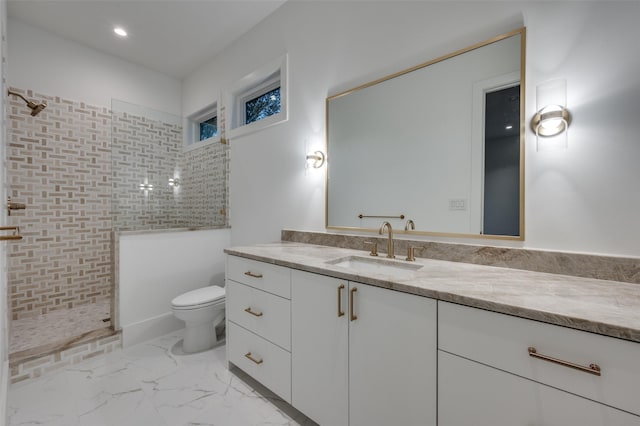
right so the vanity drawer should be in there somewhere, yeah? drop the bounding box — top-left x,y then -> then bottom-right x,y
228,322 -> 291,403
439,350 -> 640,426
227,280 -> 291,351
438,301 -> 640,416
227,255 -> 291,299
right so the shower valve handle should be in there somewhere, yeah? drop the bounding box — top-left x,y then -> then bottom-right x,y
7,197 -> 26,216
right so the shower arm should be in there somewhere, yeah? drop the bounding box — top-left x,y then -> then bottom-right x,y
7,89 -> 47,116
7,90 -> 33,106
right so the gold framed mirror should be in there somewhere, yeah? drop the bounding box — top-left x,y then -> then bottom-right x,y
326,27 -> 526,240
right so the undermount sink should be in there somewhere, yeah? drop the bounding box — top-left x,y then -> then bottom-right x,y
326,255 -> 422,278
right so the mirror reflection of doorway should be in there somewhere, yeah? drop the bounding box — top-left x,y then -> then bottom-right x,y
483,85 -> 520,236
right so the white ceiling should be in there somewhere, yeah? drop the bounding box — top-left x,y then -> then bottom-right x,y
7,0 -> 287,79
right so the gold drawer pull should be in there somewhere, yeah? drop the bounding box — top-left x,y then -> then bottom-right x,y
245,352 -> 263,365
350,287 -> 357,321
244,307 -> 263,317
528,347 -> 601,376
244,271 -> 263,279
337,284 -> 345,317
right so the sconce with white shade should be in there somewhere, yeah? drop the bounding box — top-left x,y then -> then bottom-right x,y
306,150 -> 326,168
531,79 -> 571,150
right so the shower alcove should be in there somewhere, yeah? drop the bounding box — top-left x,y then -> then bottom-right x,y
5,90 -> 228,382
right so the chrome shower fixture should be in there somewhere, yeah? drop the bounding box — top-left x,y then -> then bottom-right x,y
7,90 -> 47,116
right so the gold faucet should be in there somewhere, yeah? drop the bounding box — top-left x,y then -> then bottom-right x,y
404,219 -> 415,231
378,221 -> 395,258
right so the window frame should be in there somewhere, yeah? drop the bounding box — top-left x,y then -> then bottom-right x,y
227,55 -> 288,139
239,75 -> 281,126
184,101 -> 220,152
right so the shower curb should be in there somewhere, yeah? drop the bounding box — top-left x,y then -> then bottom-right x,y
8,329 -> 121,385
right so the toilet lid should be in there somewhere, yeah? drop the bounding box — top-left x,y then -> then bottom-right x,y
171,286 -> 225,308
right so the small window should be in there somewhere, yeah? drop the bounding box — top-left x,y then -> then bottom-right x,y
199,115 -> 218,140
227,55 -> 288,138
184,101 -> 220,151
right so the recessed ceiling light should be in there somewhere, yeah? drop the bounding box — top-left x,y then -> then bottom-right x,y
114,27 -> 128,37
505,124 -> 513,130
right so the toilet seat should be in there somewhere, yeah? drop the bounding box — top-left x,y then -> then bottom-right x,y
171,286 -> 225,310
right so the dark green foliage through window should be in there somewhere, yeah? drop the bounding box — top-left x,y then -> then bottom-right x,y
245,87 -> 281,125
200,116 -> 218,141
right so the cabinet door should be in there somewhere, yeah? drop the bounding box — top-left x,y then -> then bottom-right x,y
439,350 -> 640,426
291,270 -> 348,426
349,283 -> 437,426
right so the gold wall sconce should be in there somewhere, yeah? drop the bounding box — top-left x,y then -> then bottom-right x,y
531,79 -> 571,150
168,178 -> 181,188
306,150 -> 326,168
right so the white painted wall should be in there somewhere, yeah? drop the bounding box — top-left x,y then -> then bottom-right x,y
7,18 -> 181,115
118,228 -> 230,347
183,1 -> 640,258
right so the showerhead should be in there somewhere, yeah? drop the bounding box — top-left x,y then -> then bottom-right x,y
7,90 -> 47,116
29,101 -> 47,116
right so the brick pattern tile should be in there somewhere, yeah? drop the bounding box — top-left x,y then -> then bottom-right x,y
7,89 -> 229,322
111,111 -> 229,230
179,141 -> 228,227
7,89 -> 112,320
111,111 -> 182,230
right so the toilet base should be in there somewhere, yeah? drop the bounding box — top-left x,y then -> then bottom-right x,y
181,314 -> 226,354
183,321 -> 217,353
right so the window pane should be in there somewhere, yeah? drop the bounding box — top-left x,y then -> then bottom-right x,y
199,116 -> 217,141
245,87 -> 281,125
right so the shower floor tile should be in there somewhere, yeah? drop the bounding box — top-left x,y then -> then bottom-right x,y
8,330 -> 317,426
9,300 -> 112,354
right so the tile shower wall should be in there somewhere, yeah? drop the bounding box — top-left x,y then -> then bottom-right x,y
111,111 -> 228,231
111,111 -> 182,229
7,88 -> 112,320
7,89 -> 229,322
179,142 -> 228,227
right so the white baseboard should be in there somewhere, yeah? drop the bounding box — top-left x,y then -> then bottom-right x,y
1,360 -> 8,426
122,312 -> 183,348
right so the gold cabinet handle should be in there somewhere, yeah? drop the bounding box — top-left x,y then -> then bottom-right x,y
528,347 -> 601,376
244,271 -> 263,279
244,307 -> 263,317
337,284 -> 345,317
245,352 -> 263,365
350,287 -> 358,321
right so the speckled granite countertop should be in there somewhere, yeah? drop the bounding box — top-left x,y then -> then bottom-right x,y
225,242 -> 640,343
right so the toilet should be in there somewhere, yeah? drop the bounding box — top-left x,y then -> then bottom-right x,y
171,285 -> 226,353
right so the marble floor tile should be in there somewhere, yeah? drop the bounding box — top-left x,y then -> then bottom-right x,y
8,330 -> 316,426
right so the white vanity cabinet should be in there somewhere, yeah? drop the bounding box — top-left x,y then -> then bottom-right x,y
291,269 -> 437,426
226,252 -> 640,426
438,301 -> 640,425
225,256 -> 292,403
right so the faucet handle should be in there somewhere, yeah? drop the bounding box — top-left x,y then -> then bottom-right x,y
364,241 -> 378,256
406,246 -> 424,262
